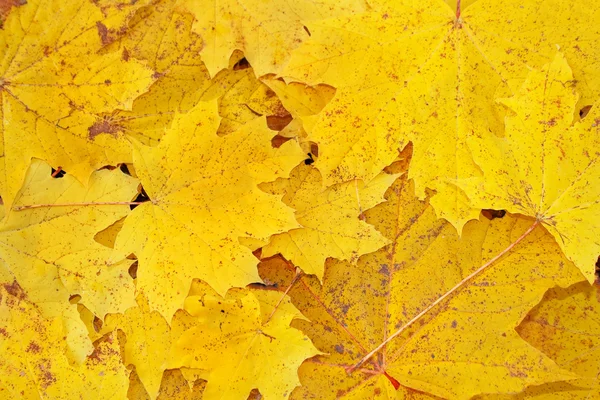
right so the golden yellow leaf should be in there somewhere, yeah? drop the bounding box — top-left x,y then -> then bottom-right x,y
104,295 -> 172,399
1,160 -> 138,317
113,100 -> 305,318
461,53 -> 600,282
261,164 -> 396,279
259,172 -> 584,399
169,280 -> 320,400
180,0 -> 367,77
0,0 -> 156,209
283,0 -> 600,229
0,286 -> 128,399
86,1 -> 207,147
92,1 -> 291,142
0,160 -> 138,361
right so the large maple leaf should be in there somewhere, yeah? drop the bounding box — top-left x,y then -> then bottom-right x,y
461,53 -> 600,283
0,0 -> 156,209
169,280 -> 320,400
0,160 -> 138,361
113,100 -> 305,318
283,0 -> 600,229
259,171 -> 584,399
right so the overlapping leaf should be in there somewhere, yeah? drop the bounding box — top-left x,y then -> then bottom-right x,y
169,281 -> 320,399
0,160 -> 138,361
113,100 -> 305,318
261,163 -> 396,279
0,0 -> 155,209
260,169 -> 585,399
462,54 -> 600,282
283,0 -> 600,229
181,0 -> 366,77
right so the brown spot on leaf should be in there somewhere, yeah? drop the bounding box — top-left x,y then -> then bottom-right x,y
88,119 -> 120,140
3,281 -> 26,300
26,341 -> 41,353
96,21 -> 110,45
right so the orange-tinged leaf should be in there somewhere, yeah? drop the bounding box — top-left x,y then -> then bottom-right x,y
260,173 -> 583,399
261,164 -> 397,279
0,286 -> 129,399
461,53 -> 600,282
0,0 -> 156,209
283,0 -> 600,230
169,281 -> 320,399
113,100 -> 305,318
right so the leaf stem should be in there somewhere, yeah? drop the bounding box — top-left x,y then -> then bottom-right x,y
13,201 -> 147,211
347,219 -> 540,373
264,267 -> 302,324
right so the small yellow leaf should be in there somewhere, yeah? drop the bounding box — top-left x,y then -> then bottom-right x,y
262,164 -> 397,279
105,295 -> 171,399
170,281 -> 320,399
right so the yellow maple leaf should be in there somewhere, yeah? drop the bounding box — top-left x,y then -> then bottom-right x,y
113,100 -> 305,318
259,172 -> 583,399
169,280 -> 320,400
0,285 -> 129,399
261,163 -> 397,279
180,0 -> 366,77
104,295 -> 171,399
0,160 -> 138,362
0,0 -> 156,209
461,53 -> 600,283
283,0 -> 600,230
1,160 -> 138,318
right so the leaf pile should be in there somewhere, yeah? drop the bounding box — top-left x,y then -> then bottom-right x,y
0,0 -> 599,399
